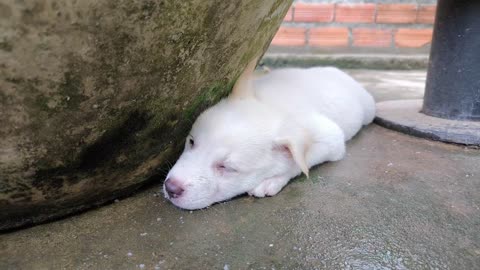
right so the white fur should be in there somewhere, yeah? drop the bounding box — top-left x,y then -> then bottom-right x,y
163,66 -> 375,210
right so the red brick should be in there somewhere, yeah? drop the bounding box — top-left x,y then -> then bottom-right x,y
417,5 -> 436,24
395,28 -> 433,48
283,7 -> 293,22
294,3 -> 334,23
352,28 -> 392,47
335,4 -> 375,23
376,4 -> 418,24
271,27 -> 306,47
310,27 -> 349,47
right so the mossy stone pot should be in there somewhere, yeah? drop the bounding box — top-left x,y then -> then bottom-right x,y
0,0 -> 292,230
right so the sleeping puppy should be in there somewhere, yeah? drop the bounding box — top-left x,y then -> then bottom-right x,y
163,57 -> 375,210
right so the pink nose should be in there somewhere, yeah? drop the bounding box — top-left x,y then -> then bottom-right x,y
165,178 -> 184,198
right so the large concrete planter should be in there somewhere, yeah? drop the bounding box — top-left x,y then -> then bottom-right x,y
0,0 -> 292,230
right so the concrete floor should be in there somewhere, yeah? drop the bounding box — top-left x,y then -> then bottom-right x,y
2,70 -> 479,270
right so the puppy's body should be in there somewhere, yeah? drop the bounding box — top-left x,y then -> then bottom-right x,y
164,65 -> 375,210
254,67 -> 375,140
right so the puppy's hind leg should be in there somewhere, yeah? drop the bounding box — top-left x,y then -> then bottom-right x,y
248,175 -> 292,198
306,114 -> 346,166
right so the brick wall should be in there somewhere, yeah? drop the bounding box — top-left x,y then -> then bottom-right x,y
270,1 -> 437,53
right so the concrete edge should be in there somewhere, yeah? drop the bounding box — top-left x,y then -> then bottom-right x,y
261,53 -> 429,70
375,99 -> 480,147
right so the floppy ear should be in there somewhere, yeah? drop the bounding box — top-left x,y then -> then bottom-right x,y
228,55 -> 260,100
274,127 -> 312,178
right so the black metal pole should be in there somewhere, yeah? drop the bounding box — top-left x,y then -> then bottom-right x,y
422,0 -> 480,121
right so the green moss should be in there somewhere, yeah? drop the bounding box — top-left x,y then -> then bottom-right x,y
9,78 -> 54,115
183,81 -> 235,122
32,109 -> 154,183
0,40 -> 13,52
0,90 -> 8,104
57,70 -> 87,109
44,80 -> 237,180
35,42 -> 50,51
33,94 -> 53,112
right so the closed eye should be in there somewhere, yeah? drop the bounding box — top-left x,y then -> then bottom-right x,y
215,162 -> 237,174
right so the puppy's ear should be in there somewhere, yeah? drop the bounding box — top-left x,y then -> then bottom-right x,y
229,55 -> 260,100
274,127 -> 312,178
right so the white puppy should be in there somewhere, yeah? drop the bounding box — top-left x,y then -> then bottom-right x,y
163,57 -> 375,210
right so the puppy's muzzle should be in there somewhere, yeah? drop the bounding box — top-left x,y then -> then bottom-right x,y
165,178 -> 184,198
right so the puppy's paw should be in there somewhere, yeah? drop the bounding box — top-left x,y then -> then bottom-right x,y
248,182 -> 271,197
247,186 -> 268,198
248,176 -> 290,198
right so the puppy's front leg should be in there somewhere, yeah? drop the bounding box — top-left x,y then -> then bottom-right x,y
248,175 -> 292,197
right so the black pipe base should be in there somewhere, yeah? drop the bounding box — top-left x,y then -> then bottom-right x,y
375,99 -> 480,146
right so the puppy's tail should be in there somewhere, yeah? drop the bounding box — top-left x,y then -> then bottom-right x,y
229,55 -> 260,100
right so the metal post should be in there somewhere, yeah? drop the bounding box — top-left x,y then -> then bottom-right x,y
374,0 -> 480,145
422,0 -> 480,121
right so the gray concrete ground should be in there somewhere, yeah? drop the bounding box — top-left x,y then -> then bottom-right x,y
2,70 -> 479,270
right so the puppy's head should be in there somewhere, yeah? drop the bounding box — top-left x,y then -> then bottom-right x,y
163,56 -> 311,209
163,98 -> 292,209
